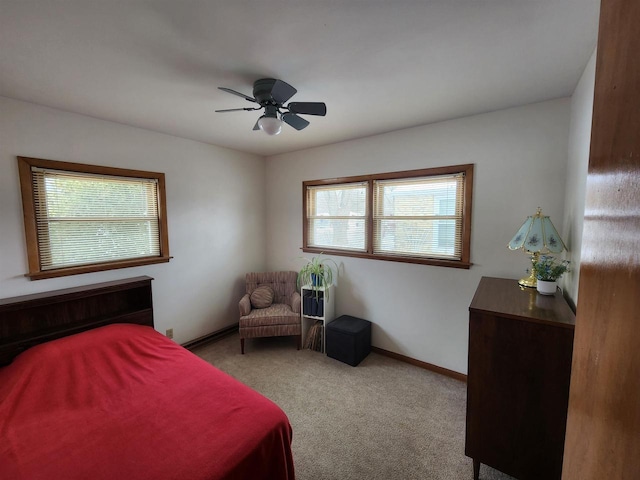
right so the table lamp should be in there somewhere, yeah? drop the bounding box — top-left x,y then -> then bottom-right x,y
508,208 -> 566,288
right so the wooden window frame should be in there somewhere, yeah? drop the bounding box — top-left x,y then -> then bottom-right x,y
303,164 -> 473,269
18,156 -> 171,280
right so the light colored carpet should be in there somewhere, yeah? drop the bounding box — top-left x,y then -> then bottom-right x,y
192,334 -> 515,480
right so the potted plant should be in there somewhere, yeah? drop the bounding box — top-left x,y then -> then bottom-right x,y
533,255 -> 570,295
297,254 -> 338,299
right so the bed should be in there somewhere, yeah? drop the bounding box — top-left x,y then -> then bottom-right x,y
0,276 -> 295,480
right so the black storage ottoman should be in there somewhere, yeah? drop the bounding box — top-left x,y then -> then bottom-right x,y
326,315 -> 371,366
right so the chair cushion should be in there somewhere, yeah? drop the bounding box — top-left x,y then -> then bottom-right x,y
250,285 -> 275,309
240,303 -> 300,328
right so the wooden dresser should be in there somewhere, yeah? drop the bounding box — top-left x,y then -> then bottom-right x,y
465,277 -> 575,480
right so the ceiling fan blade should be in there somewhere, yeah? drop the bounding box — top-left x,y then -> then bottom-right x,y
282,112 -> 310,131
287,102 -> 327,116
271,80 -> 297,104
218,87 -> 256,103
215,107 -> 260,113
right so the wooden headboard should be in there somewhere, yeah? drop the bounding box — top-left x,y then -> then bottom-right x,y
0,276 -> 154,366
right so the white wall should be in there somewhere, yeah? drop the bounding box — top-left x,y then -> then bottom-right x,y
265,99 -> 570,374
0,94 -> 579,373
560,49 -> 596,308
0,97 -> 266,344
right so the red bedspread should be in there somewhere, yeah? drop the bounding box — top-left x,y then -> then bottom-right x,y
0,324 -> 295,480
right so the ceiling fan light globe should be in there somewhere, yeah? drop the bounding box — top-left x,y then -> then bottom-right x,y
257,116 -> 282,136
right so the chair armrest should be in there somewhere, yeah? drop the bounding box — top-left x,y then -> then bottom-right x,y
290,291 -> 301,314
239,294 -> 252,316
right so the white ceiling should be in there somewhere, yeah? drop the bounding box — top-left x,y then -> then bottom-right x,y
0,1 -> 600,157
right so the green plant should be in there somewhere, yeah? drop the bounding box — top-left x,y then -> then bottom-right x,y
533,255 -> 570,281
297,254 -> 338,299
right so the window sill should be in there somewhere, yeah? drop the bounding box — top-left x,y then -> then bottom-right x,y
26,256 -> 172,280
302,247 -> 471,269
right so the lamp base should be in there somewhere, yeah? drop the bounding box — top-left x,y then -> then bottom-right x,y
518,272 -> 538,288
518,252 -> 540,288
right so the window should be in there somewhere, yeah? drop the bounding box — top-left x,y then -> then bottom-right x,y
18,157 -> 171,279
306,182 -> 367,252
303,164 -> 473,268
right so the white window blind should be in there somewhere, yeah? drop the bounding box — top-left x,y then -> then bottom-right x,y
373,173 -> 465,260
31,167 -> 161,270
306,182 -> 367,251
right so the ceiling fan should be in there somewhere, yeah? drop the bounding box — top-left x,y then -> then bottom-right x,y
216,78 -> 327,136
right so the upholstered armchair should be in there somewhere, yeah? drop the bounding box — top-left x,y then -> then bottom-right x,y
238,271 -> 301,354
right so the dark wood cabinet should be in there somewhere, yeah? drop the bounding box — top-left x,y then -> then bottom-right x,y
465,277 -> 575,480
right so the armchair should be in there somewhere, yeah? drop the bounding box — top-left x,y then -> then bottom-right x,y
239,271 -> 301,354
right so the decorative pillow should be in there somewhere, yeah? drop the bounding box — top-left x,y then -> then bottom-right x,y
250,285 -> 275,309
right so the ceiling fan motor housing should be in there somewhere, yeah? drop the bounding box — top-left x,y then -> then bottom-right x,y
253,78 -> 279,106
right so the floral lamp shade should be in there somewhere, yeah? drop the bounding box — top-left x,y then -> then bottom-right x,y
508,208 -> 566,254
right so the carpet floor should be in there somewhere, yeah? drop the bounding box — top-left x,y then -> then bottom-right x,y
192,334 -> 515,480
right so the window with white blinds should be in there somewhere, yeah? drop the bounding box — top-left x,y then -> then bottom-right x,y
306,182 -> 367,251
373,173 -> 465,260
18,157 -> 171,279
303,164 -> 473,268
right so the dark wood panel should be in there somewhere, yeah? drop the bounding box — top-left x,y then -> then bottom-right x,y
563,0 -> 640,478
0,276 -> 154,365
466,277 -> 575,480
